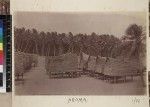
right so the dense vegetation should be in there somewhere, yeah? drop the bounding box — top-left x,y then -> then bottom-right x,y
14,24 -> 146,60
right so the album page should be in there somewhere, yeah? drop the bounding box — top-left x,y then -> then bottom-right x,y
11,0 -> 149,107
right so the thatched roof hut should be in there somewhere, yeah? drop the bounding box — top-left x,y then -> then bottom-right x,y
46,53 -> 79,73
15,52 -> 25,74
15,52 -> 38,74
103,58 -> 144,77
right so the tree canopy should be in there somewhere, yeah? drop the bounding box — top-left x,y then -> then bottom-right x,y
14,23 -> 146,60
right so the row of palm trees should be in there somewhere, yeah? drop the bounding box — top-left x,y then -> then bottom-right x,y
14,28 -> 121,57
14,24 -> 146,61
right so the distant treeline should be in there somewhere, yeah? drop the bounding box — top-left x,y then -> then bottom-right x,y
14,24 -> 146,59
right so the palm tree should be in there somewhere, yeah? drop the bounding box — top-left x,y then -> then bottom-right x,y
31,29 -> 39,54
125,24 -> 145,59
15,27 -> 26,52
38,31 -> 47,56
45,32 -> 52,56
68,32 -> 74,53
51,32 -> 57,56
58,33 -> 65,55
23,29 -> 32,53
125,24 -> 146,86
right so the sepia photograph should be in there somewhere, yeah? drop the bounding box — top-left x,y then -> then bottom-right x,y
14,12 -> 146,95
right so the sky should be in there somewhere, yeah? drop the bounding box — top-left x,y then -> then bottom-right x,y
14,12 -> 146,38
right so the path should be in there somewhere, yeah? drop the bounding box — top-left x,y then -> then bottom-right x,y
15,56 -> 50,94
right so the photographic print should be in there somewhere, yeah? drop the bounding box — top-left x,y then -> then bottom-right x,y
14,12 -> 146,95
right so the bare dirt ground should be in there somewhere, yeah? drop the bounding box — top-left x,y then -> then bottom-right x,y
15,56 -> 146,95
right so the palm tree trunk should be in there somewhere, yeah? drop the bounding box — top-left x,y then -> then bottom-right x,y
18,39 -> 22,51
42,43 -> 45,56
35,41 -> 38,55
94,56 -> 99,72
23,40 -> 30,53
21,40 -> 25,52
78,49 -> 83,68
48,45 -> 51,56
54,45 -> 56,56
84,55 -> 91,70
